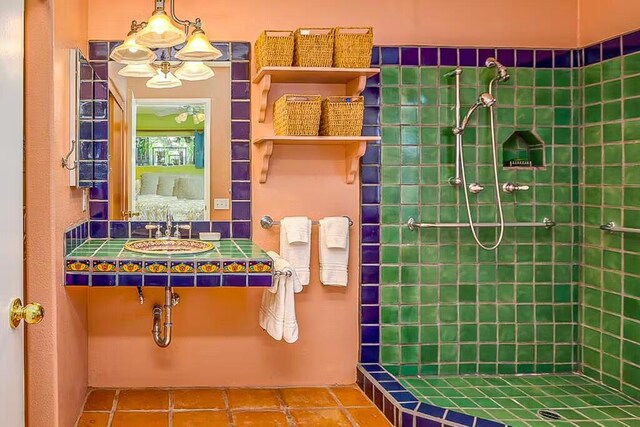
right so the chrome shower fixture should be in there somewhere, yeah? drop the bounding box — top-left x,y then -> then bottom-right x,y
485,57 -> 510,82
454,93 -> 496,135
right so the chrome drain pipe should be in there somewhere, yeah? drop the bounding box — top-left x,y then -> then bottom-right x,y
152,286 -> 180,348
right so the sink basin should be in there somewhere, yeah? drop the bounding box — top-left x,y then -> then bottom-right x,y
124,239 -> 214,255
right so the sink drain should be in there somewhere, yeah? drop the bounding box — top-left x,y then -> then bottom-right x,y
537,409 -> 562,420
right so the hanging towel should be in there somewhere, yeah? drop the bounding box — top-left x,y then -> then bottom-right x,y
280,217 -> 312,286
319,217 -> 350,286
259,251 -> 303,343
194,131 -> 204,169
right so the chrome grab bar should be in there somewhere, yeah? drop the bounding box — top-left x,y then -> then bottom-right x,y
407,217 -> 556,231
600,221 -> 640,235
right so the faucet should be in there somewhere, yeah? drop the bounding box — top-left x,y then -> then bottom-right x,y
165,212 -> 174,238
144,211 -> 191,239
502,182 -> 530,193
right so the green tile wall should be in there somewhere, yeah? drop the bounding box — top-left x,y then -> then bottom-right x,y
580,51 -> 640,399
379,64 -> 580,377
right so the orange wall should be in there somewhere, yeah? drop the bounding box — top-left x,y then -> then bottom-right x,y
25,0 -> 88,426
578,0 -> 640,45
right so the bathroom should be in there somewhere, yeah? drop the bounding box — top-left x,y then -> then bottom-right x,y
1,0 -> 638,426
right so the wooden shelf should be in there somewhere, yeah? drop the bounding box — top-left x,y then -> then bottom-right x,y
253,67 -> 379,122
253,136 -> 380,184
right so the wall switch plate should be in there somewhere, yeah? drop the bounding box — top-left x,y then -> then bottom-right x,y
82,189 -> 88,212
213,198 -> 230,210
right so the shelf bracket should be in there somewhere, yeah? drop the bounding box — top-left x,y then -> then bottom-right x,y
346,75 -> 367,97
258,74 -> 272,123
256,139 -> 274,183
345,140 -> 368,184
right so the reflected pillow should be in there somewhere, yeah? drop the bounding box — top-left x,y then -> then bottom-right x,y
139,173 -> 160,195
174,176 -> 204,200
157,175 -> 177,197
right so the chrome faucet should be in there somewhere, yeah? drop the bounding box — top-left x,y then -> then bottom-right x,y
165,212 -> 174,238
144,212 -> 191,239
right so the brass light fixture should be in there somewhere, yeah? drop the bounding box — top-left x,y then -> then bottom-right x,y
111,0 -> 221,87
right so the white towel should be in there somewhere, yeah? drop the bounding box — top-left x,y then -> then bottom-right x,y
259,251 -> 303,343
280,216 -> 311,286
319,217 -> 350,286
323,216 -> 350,248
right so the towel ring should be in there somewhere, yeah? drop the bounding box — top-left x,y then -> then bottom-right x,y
274,270 -> 293,277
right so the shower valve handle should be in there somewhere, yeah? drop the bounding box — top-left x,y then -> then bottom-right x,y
503,182 -> 530,193
469,183 -> 484,194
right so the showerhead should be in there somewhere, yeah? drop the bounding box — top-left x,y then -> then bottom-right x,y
485,57 -> 510,82
455,93 -> 497,134
478,92 -> 496,107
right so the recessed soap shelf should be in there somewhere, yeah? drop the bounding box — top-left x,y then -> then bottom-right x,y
502,129 -> 546,169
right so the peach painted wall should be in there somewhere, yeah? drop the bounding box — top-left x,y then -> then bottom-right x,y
25,0 -> 88,425
578,0 -> 640,45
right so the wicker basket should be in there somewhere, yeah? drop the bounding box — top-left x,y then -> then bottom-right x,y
274,94 -> 322,136
254,30 -> 294,71
333,27 -> 373,68
320,96 -> 365,136
294,28 -> 334,67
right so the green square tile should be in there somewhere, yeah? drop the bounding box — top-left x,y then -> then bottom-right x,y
381,66 -> 400,85
535,69 -> 553,87
420,67 -> 439,86
624,52 -> 640,76
401,67 -> 419,85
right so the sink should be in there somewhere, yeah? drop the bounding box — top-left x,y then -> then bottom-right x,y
124,239 -> 214,255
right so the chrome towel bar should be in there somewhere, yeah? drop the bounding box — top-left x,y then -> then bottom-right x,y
260,215 -> 353,229
600,221 -> 640,235
407,217 -> 556,231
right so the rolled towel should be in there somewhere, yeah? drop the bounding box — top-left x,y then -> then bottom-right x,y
280,217 -> 311,286
319,217 -> 350,286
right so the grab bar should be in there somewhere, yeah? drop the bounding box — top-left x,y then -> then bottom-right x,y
260,215 -> 353,229
600,222 -> 640,235
407,217 -> 556,231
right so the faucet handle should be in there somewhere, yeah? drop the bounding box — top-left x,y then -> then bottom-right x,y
173,224 -> 191,239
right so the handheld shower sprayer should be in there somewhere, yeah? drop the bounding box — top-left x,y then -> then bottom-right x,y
485,57 -> 510,82
454,93 -> 496,135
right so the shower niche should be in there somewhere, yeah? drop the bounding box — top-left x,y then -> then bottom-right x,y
502,130 -> 545,169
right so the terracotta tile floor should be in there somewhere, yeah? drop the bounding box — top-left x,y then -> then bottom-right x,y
76,386 -> 391,427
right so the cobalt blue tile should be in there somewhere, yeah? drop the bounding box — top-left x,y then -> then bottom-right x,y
361,305 -> 379,324
401,47 -> 419,66
584,43 -> 601,65
248,275 -> 272,287
380,47 -> 399,65
446,410 -> 475,426
231,161 -> 250,181
94,82 -> 107,100
361,126 -> 381,137
477,418 -> 507,427
79,141 -> 93,160
231,101 -> 250,120
361,285 -> 379,304
94,101 -> 107,119
361,363 -> 384,373
360,345 -> 379,363
401,402 -> 419,410
231,121 -> 250,140
222,275 -> 246,287
623,30 -> 640,55
94,121 -> 108,139
361,244 -> 380,264
439,48 -> 457,66
231,61 -> 250,80
211,222 -> 231,238
232,221 -> 251,238
110,221 -> 129,238
93,161 -> 108,180
80,81 -> 93,100
79,121 -> 92,139
197,275 -> 221,287
363,378 -> 374,399
416,416 -> 443,427
574,49 -> 583,68
362,225 -> 380,243
231,142 -> 250,161
361,165 -> 379,184
554,50 -> 572,68
383,397 -> 395,422
231,82 -> 250,100
231,42 -> 250,60
232,201 -> 251,220
361,265 -> 379,284
211,43 -> 230,61
144,275 -> 168,287
92,274 -> 116,287
80,62 -> 93,80
170,276 -> 195,287
362,205 -> 380,224
361,325 -> 379,344
362,86 -> 381,106
402,412 -> 415,427
420,47 -> 438,66
374,387 -> 384,410
79,100 -> 93,119
366,73 -> 380,87
364,107 -> 380,125
362,144 -> 380,165
362,185 -> 381,204
496,49 -> 515,67
459,48 -> 477,66
381,381 -> 405,392
93,141 -> 108,160
535,50 -> 553,68
371,46 -> 380,66
418,403 -> 446,418
231,181 -> 251,200
602,37 -> 622,60
89,201 -> 108,220
371,372 -> 394,382
66,274 -> 89,286
190,221 -> 211,236
478,49 -> 496,63
131,221 -> 152,238
89,41 -> 108,60
118,275 -> 142,287
92,61 -> 108,81
90,221 -> 108,238
516,49 -> 534,67
389,391 -> 418,403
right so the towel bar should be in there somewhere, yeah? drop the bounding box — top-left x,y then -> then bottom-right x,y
260,215 -> 353,230
273,270 -> 293,277
407,217 -> 556,231
600,221 -> 640,235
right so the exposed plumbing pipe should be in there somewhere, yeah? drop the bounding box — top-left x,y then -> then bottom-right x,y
152,286 -> 179,348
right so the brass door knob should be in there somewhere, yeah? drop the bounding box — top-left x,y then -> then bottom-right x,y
9,298 -> 44,328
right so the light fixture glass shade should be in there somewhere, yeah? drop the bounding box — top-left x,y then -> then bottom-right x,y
175,29 -> 222,61
110,32 -> 156,64
135,10 -> 186,48
146,70 -> 182,89
117,63 -> 156,77
174,61 -> 215,81
175,112 -> 188,123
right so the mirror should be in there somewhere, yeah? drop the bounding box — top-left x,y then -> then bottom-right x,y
107,62 -> 231,221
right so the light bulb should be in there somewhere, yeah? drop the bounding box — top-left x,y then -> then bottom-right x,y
135,10 -> 186,48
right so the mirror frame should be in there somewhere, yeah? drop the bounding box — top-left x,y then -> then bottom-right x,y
82,40 -> 252,239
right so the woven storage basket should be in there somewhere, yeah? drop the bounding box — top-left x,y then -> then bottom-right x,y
333,27 -> 373,68
294,28 -> 334,67
274,94 -> 322,136
255,30 -> 294,71
320,96 -> 365,136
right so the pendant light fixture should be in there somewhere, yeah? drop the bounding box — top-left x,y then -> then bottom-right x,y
112,0 -> 216,88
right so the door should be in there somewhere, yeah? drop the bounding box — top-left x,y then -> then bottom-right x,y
109,92 -> 125,218
0,0 -> 26,425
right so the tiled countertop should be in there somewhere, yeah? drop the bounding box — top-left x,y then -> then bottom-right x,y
65,239 -> 274,288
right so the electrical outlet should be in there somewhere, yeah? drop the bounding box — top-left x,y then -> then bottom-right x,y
213,198 -> 230,210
